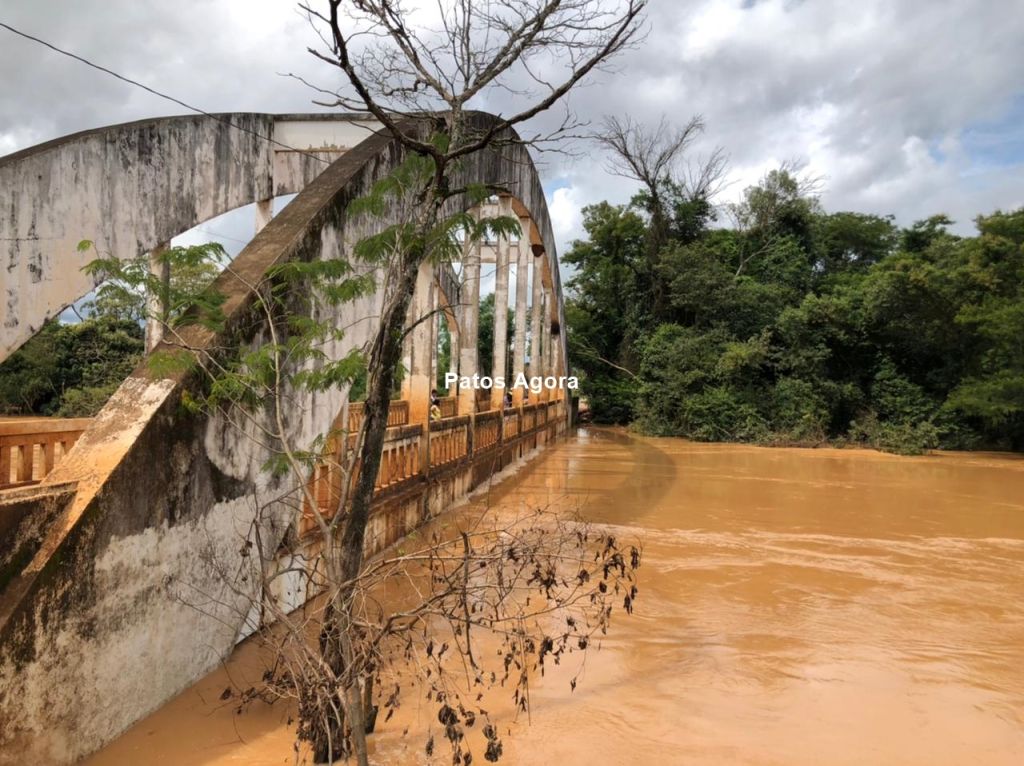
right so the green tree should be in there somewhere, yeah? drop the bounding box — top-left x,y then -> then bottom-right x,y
0,317 -> 144,417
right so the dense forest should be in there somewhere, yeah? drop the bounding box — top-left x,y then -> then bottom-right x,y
565,165 -> 1024,454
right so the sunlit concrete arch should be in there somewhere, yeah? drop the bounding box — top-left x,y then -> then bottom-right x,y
0,110 -> 570,766
0,112 -> 386,361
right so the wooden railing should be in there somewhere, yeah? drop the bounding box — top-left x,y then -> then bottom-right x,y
474,410 -> 501,452
0,418 -> 91,490
429,416 -> 470,468
475,389 -> 493,412
347,400 -> 410,432
300,422 -> 423,535
374,425 -> 421,491
502,409 -> 520,439
438,396 -> 457,418
522,403 -> 538,432
298,396 -> 564,537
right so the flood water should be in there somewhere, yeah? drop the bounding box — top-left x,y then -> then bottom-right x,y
88,428 -> 1024,765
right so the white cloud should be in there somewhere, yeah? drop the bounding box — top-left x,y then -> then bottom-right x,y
549,186 -> 587,248
2,0 -> 1022,254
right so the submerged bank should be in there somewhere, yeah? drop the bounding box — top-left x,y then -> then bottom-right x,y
87,429 -> 1024,765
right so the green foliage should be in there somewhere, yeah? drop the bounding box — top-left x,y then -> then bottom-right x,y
477,293 -> 514,379
82,241 -> 229,330
436,321 -> 451,392
563,203 -> 647,422
566,163 -> 1024,454
0,317 -> 143,416
636,324 -> 767,441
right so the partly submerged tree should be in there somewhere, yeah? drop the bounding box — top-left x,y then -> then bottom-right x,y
91,2 -> 648,764
288,5 -> 647,755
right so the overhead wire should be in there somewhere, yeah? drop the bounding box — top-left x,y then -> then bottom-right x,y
0,20 -> 332,165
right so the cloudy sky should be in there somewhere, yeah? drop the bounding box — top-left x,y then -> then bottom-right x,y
2,0 -> 1023,261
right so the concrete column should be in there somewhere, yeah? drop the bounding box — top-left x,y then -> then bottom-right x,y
255,199 -> 273,233
407,260 -> 435,425
490,230 -> 510,410
511,223 -> 530,405
144,241 -> 171,352
552,328 -> 564,401
540,290 -> 552,401
458,229 -> 481,416
529,253 -> 543,379
400,333 -> 413,401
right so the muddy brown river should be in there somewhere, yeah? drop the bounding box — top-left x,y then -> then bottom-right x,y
88,428 -> 1024,765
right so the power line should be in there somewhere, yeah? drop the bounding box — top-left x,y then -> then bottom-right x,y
0,20 -> 331,165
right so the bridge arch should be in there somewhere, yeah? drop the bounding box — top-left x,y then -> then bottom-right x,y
0,112 -> 385,360
0,111 -> 570,765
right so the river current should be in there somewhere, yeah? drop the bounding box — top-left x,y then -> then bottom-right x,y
88,428 -> 1024,765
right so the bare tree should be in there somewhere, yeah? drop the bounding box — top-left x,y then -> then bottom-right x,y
598,115 -> 726,227
276,3 -> 647,761
594,114 -> 726,312
193,498 -> 640,765
90,3 -> 649,764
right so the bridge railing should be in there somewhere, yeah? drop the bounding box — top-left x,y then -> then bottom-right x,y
300,421 -> 423,535
0,418 -> 92,490
502,408 -> 520,439
439,396 -> 458,418
347,400 -> 410,432
473,410 -> 502,452
299,397 -> 564,536
522,402 -> 538,432
429,415 -> 470,468
374,424 -> 422,491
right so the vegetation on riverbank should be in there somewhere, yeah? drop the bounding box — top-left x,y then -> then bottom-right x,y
565,167 -> 1024,454
0,317 -> 143,417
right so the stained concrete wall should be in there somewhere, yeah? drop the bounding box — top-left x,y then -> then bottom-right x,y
0,113 -> 382,362
0,112 -> 567,765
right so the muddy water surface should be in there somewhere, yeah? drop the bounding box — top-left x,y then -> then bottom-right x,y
88,429 -> 1024,765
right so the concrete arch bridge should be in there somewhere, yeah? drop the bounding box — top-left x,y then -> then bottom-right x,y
0,112 -> 571,764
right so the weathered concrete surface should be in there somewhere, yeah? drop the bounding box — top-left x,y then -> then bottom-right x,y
0,112 -> 567,765
0,483 -> 76,598
0,113 -> 381,362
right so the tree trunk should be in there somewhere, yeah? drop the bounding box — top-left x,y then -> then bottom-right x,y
307,223 -> 433,763
313,604 -> 348,764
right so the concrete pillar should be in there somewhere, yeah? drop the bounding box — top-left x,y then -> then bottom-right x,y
511,223 -> 530,405
458,229 -> 481,416
490,230 -> 510,411
144,241 -> 171,352
255,199 -> 273,233
552,328 -> 564,401
407,260 -> 435,425
529,252 -> 543,380
540,289 -> 552,401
